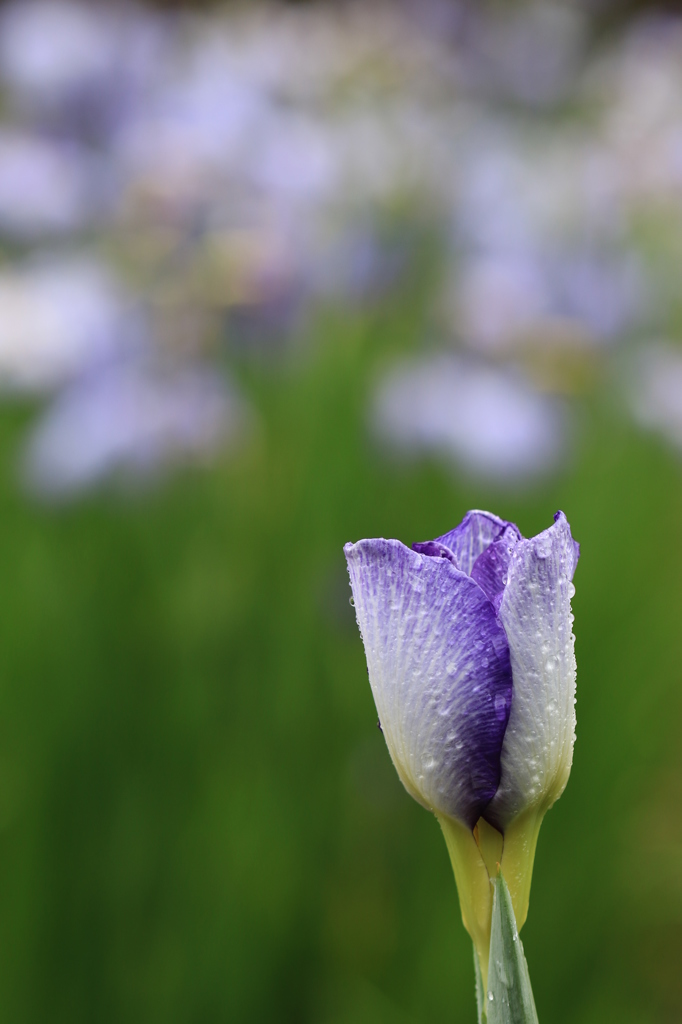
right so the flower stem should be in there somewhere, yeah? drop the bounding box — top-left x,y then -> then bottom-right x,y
486,872 -> 539,1023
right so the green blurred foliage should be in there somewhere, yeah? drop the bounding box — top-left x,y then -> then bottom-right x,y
0,251 -> 681,1023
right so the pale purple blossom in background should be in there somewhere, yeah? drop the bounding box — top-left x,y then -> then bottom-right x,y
629,343 -> 682,452
22,358 -> 249,498
454,248 -> 644,352
0,0 -> 676,496
0,0 -> 121,98
0,131 -> 111,238
455,256 -> 547,352
372,355 -> 568,482
0,255 -> 128,392
0,0 -> 163,140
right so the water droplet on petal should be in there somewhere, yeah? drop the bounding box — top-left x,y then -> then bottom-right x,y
535,537 -> 551,559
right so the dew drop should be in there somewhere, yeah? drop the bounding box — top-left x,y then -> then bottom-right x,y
494,693 -> 508,720
535,537 -> 551,559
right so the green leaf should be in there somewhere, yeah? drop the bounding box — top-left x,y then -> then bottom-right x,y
473,943 -> 485,1024
486,872 -> 539,1024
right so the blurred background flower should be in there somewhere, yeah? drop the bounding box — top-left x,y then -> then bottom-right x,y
372,354 -> 568,483
0,1 -> 682,1022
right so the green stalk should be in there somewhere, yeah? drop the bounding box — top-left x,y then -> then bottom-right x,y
486,872 -> 539,1024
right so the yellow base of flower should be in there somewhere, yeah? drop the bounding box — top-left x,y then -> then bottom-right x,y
498,807 -> 543,933
436,808 -> 543,992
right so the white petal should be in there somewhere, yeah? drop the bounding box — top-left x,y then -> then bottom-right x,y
486,511 -> 578,829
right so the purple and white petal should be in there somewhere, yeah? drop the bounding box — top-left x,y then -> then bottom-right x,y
345,538 -> 513,828
470,524 -> 520,611
435,510 -> 521,575
485,511 -> 578,830
411,539 -> 457,564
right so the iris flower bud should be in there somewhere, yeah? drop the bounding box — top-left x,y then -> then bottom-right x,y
344,511 -> 578,985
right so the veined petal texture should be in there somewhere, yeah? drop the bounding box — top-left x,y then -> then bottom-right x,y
470,524 -> 520,612
345,538 -> 513,828
486,512 -> 579,830
436,510 -> 521,575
